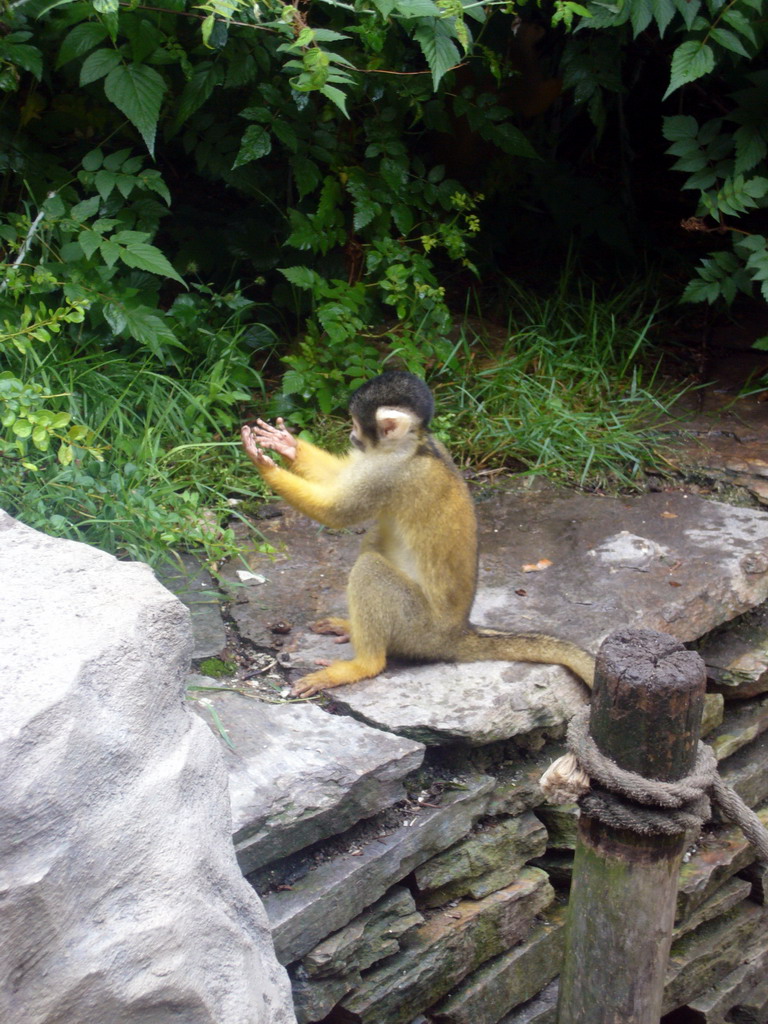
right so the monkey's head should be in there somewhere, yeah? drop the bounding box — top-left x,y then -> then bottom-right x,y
348,371 -> 434,449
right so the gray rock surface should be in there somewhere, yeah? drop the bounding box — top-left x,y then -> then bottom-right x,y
228,490 -> 768,744
333,868 -> 554,1024
261,774 -> 495,964
413,812 -> 548,907
195,695 -> 424,873
156,550 -> 228,658
0,511 -> 295,1024
697,602 -> 768,699
302,887 -> 423,977
430,903 -> 566,1024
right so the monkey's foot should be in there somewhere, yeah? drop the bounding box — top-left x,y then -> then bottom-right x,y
291,654 -> 386,697
310,617 -> 351,644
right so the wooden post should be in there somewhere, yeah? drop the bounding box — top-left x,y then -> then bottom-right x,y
556,628 -> 707,1024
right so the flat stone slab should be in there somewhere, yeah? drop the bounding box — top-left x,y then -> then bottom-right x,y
696,602 -> 768,698
260,774 -> 495,964
194,694 -> 424,874
231,490 -> 768,744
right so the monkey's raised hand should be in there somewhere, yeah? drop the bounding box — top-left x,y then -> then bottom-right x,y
250,417 -> 298,461
241,425 -> 277,470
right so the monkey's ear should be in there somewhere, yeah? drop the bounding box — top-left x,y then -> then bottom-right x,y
375,407 -> 419,440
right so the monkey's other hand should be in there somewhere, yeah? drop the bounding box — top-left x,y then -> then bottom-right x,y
310,617 -> 351,644
241,425 -> 277,470
250,417 -> 298,461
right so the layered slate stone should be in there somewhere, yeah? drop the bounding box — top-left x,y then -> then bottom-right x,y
413,812 -> 548,908
329,868 -> 554,1024
697,602 -> 768,699
260,774 -> 495,964
194,694 -> 424,873
429,903 -> 566,1024
675,807 -> 768,925
290,888 -> 424,1023
707,692 -> 768,760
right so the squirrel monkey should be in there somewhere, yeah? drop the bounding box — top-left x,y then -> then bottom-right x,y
241,371 -> 595,697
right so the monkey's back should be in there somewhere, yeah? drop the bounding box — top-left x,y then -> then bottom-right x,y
368,437 -> 478,629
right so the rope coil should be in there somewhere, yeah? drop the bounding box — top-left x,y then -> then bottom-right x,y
541,708 -> 768,861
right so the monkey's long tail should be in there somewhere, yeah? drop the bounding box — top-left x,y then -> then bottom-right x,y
455,626 -> 595,688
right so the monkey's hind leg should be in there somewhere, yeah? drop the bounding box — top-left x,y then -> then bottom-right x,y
292,551 -> 431,697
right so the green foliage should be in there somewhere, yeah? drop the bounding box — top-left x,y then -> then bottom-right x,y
663,74 -> 768,308
0,0 -> 764,570
430,278 -> 671,489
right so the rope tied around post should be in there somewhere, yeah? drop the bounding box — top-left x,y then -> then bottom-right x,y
541,707 -> 768,861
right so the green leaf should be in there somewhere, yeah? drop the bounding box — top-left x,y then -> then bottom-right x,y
413,20 -> 460,90
629,0 -> 653,35
12,419 -> 32,439
395,0 -> 442,15
119,240 -> 185,284
352,194 -> 381,231
80,48 -> 122,86
103,302 -> 128,334
78,229 -> 102,259
232,124 -> 272,169
664,41 -> 715,98
292,156 -> 321,198
493,122 -> 538,159
121,306 -> 185,359
70,195 -> 101,220
281,368 -> 306,394
94,169 -> 118,201
734,125 -> 767,175
170,63 -> 222,133
0,40 -> 43,80
722,8 -> 756,45
100,239 -> 121,266
392,203 -> 414,234
31,425 -> 50,452
279,266 -> 323,289
58,443 -> 74,466
650,0 -> 676,36
57,22 -> 108,67
710,27 -> 750,58
662,115 -> 699,142
319,84 -> 349,117
104,63 -> 166,156
82,147 -> 104,171
672,0 -> 701,29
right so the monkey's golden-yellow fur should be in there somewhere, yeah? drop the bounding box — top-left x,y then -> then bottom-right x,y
242,372 -> 595,697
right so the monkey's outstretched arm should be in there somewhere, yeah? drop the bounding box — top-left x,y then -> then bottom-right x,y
246,421 -> 348,483
242,429 -> 370,529
293,439 -> 350,483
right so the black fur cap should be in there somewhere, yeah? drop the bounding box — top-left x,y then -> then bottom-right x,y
348,371 -> 434,442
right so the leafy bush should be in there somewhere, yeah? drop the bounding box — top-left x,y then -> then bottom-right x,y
1,0 -> 762,565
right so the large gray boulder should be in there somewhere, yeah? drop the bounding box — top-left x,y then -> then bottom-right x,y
0,511 -> 296,1024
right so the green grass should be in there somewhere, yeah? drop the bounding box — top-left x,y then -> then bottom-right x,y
427,278 -> 677,490
1,342 -> 272,567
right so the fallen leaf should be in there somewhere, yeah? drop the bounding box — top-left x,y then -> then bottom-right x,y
661,512 -> 678,519
522,558 -> 553,573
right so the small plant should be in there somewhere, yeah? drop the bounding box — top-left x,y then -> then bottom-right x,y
198,657 -> 238,679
